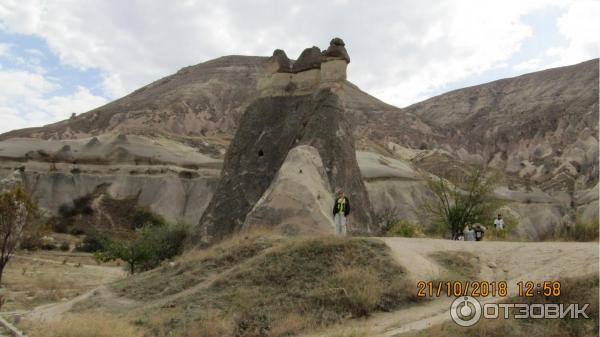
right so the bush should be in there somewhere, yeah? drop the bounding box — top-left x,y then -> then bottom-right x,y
95,224 -> 188,274
50,216 -> 69,233
19,234 -> 42,250
554,218 -> 599,242
58,195 -> 93,218
130,206 -> 165,229
373,206 -> 401,233
76,231 -> 108,253
384,221 -> 424,237
421,168 -> 501,239
40,242 -> 56,250
59,241 -> 70,251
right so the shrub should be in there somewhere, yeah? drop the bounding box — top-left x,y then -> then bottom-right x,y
130,206 -> 165,229
59,241 -> 70,251
96,224 -> 188,274
41,242 -> 56,250
19,233 -> 43,250
421,167 -> 501,239
50,216 -> 69,233
385,221 -> 424,237
76,231 -> 108,253
373,206 -> 401,233
554,218 -> 599,242
58,195 -> 93,218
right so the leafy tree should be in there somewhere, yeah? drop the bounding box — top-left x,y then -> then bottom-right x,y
130,206 -> 165,229
0,185 -> 38,285
95,224 -> 187,274
421,168 -> 500,239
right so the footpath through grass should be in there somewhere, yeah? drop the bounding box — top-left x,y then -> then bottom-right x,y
25,233 -> 420,337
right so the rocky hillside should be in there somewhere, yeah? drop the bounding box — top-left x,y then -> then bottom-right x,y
0,56 -> 438,153
405,59 -> 599,189
0,40 -> 597,239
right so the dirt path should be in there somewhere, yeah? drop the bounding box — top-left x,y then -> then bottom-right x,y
306,238 -> 599,337
13,255 -> 126,281
19,256 -> 127,323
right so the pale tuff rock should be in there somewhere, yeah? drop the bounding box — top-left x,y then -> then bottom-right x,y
259,38 -> 349,97
0,170 -> 24,191
244,145 -> 336,235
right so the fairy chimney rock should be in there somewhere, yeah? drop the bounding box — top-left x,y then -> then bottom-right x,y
259,37 -> 349,96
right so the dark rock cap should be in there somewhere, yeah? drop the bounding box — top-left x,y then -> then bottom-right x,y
324,37 -> 350,63
271,49 -> 293,73
291,46 -> 323,73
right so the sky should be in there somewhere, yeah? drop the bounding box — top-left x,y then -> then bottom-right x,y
0,0 -> 598,134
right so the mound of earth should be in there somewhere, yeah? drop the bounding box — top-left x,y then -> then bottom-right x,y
100,234 -> 414,337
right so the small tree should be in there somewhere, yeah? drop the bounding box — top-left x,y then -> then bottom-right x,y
0,185 -> 38,285
421,168 -> 500,239
95,224 -> 187,274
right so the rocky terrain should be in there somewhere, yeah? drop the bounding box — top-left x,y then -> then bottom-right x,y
0,37 -> 597,239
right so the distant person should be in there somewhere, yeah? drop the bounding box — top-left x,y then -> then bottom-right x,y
332,190 -> 350,236
463,224 -> 476,241
473,223 -> 486,241
494,214 -> 505,231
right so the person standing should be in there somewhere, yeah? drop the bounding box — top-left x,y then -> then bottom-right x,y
332,190 -> 350,235
494,214 -> 505,230
463,223 -> 476,241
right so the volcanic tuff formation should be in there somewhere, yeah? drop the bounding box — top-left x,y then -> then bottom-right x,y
196,39 -> 374,243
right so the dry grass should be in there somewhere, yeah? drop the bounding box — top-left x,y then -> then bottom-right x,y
112,235 -> 419,337
18,250 -> 121,266
553,218 -> 599,242
110,229 -> 282,300
1,254 -> 116,311
24,313 -> 143,337
429,250 -> 480,280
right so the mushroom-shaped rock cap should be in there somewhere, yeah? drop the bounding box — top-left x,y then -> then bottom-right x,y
324,37 -> 350,63
292,46 -> 323,73
271,49 -> 293,73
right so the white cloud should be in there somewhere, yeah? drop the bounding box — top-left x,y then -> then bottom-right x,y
0,42 -> 11,57
0,0 -> 597,118
550,0 -> 600,66
0,69 -> 107,133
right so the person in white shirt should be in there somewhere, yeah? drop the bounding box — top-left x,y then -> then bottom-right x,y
463,224 -> 476,241
494,214 -> 504,230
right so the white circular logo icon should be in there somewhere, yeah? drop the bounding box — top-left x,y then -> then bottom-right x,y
450,296 -> 482,327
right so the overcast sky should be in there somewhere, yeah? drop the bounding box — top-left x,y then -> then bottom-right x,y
0,0 -> 598,134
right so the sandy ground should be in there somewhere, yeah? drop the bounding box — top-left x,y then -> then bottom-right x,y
306,237 -> 599,337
